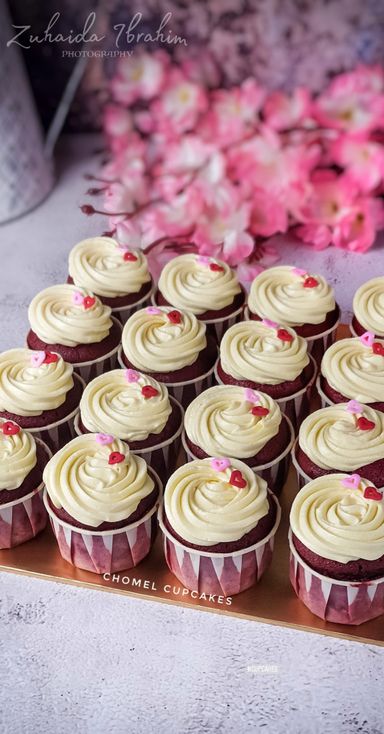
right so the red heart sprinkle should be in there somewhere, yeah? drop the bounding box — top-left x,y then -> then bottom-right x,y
209,263 -> 224,273
363,486 -> 383,501
167,310 -> 182,324
357,416 -> 375,431
277,328 -> 293,343
373,342 -> 384,356
303,276 -> 319,288
83,296 -> 96,310
229,470 -> 247,489
43,352 -> 59,364
2,421 -> 20,436
251,406 -> 270,417
141,385 -> 159,399
123,251 -> 138,262
108,451 -> 125,465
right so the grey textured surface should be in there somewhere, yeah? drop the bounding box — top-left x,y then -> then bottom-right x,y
1,135 -> 384,734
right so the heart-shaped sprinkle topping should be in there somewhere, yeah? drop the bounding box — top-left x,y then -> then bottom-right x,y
146,306 -> 161,315
346,400 -> 363,415
364,486 -> 383,501
303,276 -> 319,288
72,291 -> 84,306
30,351 -> 46,368
373,342 -> 384,356
167,310 -> 182,324
360,331 -> 375,347
2,421 -> 20,436
95,433 -> 114,445
262,318 -> 279,329
123,251 -> 138,262
251,406 -> 270,417
125,369 -> 140,383
108,451 -> 125,465
197,255 -> 210,265
342,473 -> 361,489
229,470 -> 247,489
244,388 -> 261,404
209,263 -> 224,273
277,328 -> 293,343
141,385 -> 159,399
357,416 -> 375,431
210,457 -> 231,472
292,267 -> 307,276
43,352 -> 59,364
83,296 -> 96,310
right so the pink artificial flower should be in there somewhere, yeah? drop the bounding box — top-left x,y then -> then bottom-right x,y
143,187 -> 204,239
104,183 -> 135,217
200,78 -> 264,146
333,197 -> 384,253
155,135 -> 214,175
313,72 -> 384,133
331,135 -> 384,192
114,219 -> 144,249
236,242 -> 280,282
110,50 -> 168,105
249,189 -> 288,237
103,105 -> 133,153
194,203 -> 254,265
150,70 -> 208,138
296,223 -> 333,250
263,88 -> 311,130
293,170 -> 357,226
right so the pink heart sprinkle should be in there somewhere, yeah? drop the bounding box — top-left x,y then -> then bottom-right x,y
341,473 -> 361,489
244,388 -> 261,404
72,291 -> 84,306
262,318 -> 278,329
210,458 -> 231,472
125,369 -> 140,383
346,400 -> 363,415
146,306 -> 161,315
95,433 -> 114,445
197,255 -> 210,265
292,267 -> 307,276
360,331 -> 375,348
30,351 -> 46,368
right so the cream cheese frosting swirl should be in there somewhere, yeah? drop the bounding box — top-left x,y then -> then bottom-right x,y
185,386 -> 282,459
353,277 -> 384,337
164,458 -> 269,546
43,434 -> 155,527
290,474 -> 384,563
0,420 -> 37,491
80,369 -> 172,441
28,285 -> 113,347
321,337 -> 384,403
248,265 -> 336,326
69,236 -> 151,298
0,348 -> 74,417
158,254 -> 241,315
220,320 -> 309,384
122,306 -> 207,373
298,403 -> 384,471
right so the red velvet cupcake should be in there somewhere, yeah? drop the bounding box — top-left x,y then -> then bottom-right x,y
351,277 -> 384,340
68,236 -> 153,324
43,434 -> 161,574
27,284 -> 122,383
0,419 -> 51,549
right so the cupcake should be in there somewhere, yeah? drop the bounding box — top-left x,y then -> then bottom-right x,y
158,457 -> 280,596
317,333 -> 384,413
351,277 -> 384,339
183,385 -> 294,495
293,401 -> 384,488
215,319 -> 316,431
153,253 -> 245,341
27,284 -> 122,383
119,306 -> 217,407
75,368 -> 184,482
68,236 -> 153,324
0,348 -> 83,450
43,434 -> 161,574
0,419 -> 51,549
289,473 -> 384,624
246,265 -> 340,362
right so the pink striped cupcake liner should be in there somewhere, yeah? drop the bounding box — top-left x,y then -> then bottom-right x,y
0,438 -> 51,549
44,468 -> 162,575
26,373 -> 85,452
291,439 -> 311,490
72,317 -> 122,384
289,530 -> 384,625
112,283 -> 155,325
158,492 -> 281,597
182,414 -> 294,496
316,375 -> 335,409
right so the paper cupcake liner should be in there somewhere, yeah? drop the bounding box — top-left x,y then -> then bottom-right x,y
181,414 -> 294,496
112,283 -> 155,325
74,397 -> 185,485
0,438 -> 52,549
72,317 -> 122,383
43,467 -> 162,574
291,439 -> 311,490
158,492 -> 281,597
315,375 -> 334,408
288,530 -> 384,625
26,373 -> 85,452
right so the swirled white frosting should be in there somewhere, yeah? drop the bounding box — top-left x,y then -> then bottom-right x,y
185,386 -> 282,459
69,237 -> 151,298
353,277 -> 384,337
43,434 -> 155,527
158,254 -> 241,315
0,420 -> 37,491
80,369 -> 172,441
248,265 -> 336,326
0,348 -> 74,417
220,321 -> 309,384
122,307 -> 207,373
290,474 -> 384,563
28,285 -> 113,347
299,404 -> 384,471
321,338 -> 384,403
164,458 -> 270,546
